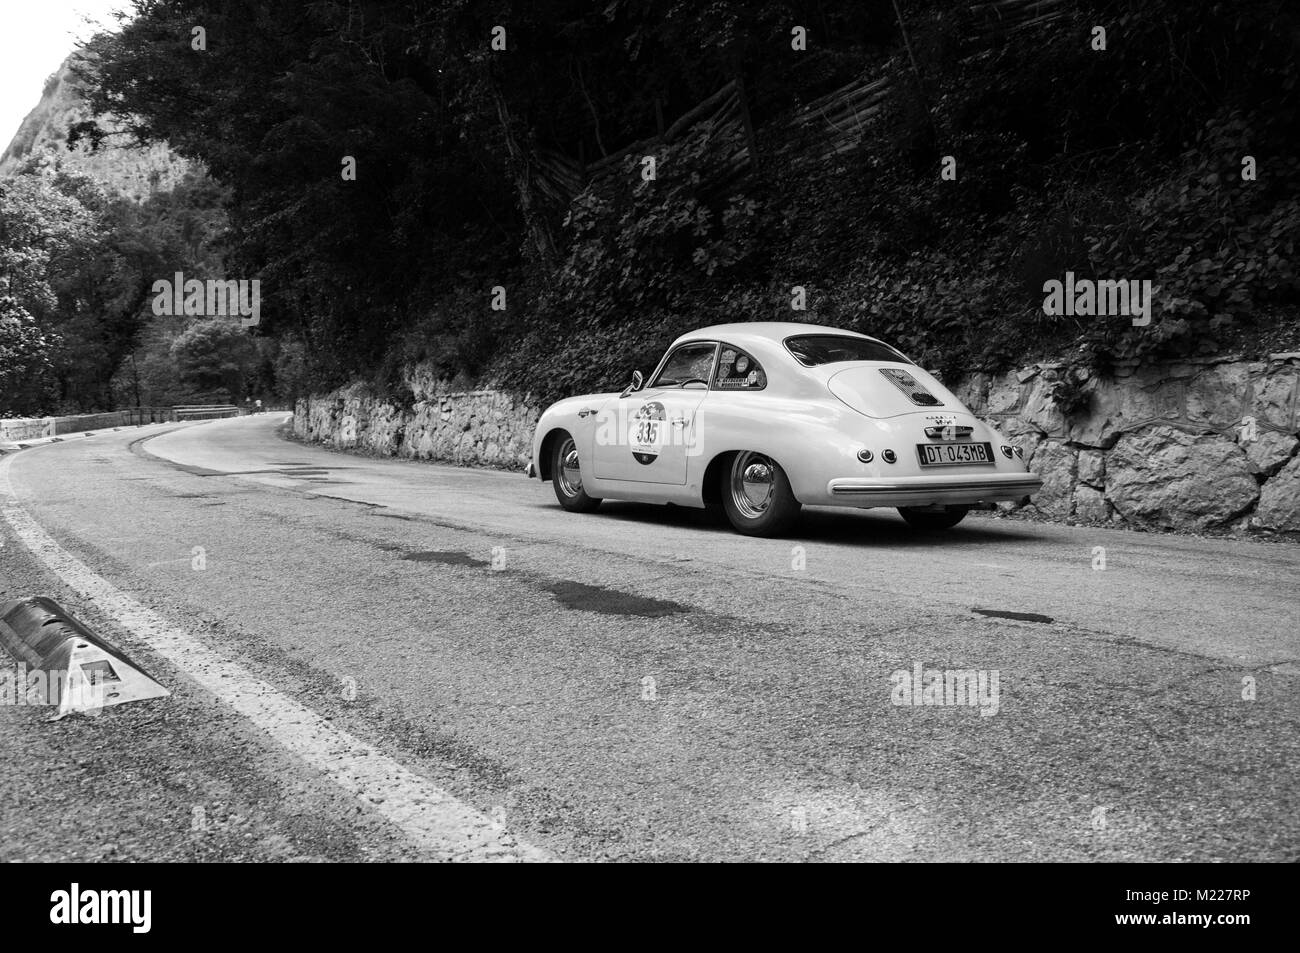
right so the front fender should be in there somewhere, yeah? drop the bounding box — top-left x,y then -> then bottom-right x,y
530,393 -> 615,479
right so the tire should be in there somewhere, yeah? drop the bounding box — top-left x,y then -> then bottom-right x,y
720,451 -> 801,536
898,505 -> 969,531
551,432 -> 602,512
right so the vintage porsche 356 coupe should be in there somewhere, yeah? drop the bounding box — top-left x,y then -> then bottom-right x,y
525,322 -> 1042,536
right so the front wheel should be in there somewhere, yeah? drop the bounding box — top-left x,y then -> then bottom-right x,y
898,505 -> 969,530
551,433 -> 602,512
721,451 -> 801,536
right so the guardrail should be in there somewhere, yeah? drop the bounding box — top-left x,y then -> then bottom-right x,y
173,405 -> 241,420
122,407 -> 174,426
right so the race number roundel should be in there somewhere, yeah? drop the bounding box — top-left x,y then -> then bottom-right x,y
631,401 -> 666,465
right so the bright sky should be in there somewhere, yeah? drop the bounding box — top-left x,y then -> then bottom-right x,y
0,0 -> 129,149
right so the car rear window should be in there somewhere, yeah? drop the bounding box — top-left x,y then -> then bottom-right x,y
784,334 -> 913,367
713,346 -> 766,390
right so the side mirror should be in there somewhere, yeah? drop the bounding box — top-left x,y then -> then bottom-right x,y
620,370 -> 644,398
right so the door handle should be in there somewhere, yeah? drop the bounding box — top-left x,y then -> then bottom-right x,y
669,417 -> 688,427
577,408 -> 596,418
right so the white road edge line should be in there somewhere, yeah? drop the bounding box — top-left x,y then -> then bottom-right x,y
0,452 -> 554,863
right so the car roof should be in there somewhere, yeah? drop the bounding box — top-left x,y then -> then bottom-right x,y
671,322 -> 883,350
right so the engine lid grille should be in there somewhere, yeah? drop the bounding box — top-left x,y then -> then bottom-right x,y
879,368 -> 944,407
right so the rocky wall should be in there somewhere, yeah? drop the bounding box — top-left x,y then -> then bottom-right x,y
293,382 -> 540,469
295,354 -> 1300,535
955,355 -> 1300,534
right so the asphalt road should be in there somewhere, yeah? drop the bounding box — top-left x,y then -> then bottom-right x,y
1,414 -> 1296,862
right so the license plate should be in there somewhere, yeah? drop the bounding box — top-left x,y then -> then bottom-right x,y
916,442 -> 993,466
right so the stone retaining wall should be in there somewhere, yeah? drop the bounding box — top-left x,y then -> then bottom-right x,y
294,354 -> 1300,535
293,383 -> 540,469
955,355 -> 1300,534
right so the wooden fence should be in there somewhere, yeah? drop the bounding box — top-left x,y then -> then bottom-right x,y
531,0 -> 1073,203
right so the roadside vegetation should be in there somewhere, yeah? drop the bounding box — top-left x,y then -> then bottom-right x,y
3,0 -> 1296,414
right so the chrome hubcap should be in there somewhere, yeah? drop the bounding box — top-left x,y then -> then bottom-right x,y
731,452 -> 775,519
557,438 -> 583,497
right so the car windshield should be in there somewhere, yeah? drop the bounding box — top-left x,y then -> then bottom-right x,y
653,342 -> 717,387
784,334 -> 912,367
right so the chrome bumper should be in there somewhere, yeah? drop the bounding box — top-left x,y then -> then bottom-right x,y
525,460 -> 537,479
826,473 -> 1042,506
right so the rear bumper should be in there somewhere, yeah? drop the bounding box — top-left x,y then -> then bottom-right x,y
824,473 -> 1042,507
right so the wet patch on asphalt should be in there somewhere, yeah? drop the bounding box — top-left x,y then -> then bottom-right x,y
542,580 -> 689,618
321,525 -> 706,623
971,607 -> 1055,624
402,551 -> 489,568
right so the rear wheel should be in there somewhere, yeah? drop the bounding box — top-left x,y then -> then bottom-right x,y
551,433 -> 602,512
898,505 -> 969,530
721,451 -> 801,536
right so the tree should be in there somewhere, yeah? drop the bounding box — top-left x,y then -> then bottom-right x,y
0,296 -> 58,415
0,175 -> 95,317
0,175 -> 96,414
71,0 -> 1299,402
169,318 -> 258,401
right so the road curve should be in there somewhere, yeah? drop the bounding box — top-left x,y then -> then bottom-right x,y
1,414 -> 1296,861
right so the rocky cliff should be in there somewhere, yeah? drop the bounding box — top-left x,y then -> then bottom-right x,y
0,56 -> 189,200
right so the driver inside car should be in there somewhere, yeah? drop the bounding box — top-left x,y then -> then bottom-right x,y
656,345 -> 716,387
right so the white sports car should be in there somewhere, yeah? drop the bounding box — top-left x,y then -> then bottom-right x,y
526,322 -> 1042,536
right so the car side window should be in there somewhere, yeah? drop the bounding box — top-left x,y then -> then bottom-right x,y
712,345 -> 766,391
651,342 -> 717,388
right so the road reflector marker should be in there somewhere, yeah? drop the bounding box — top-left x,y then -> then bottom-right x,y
0,597 -> 171,718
